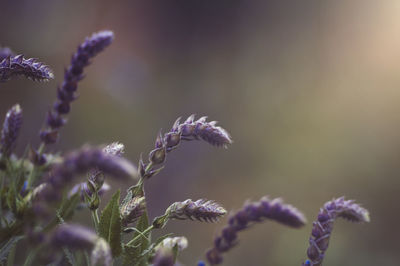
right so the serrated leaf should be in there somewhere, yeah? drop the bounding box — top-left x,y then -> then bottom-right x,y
0,236 -> 23,264
140,233 -> 173,259
58,193 -> 81,221
123,210 -> 151,266
99,190 -> 122,257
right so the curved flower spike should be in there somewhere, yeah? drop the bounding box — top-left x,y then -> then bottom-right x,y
40,146 -> 137,202
0,55 -> 54,82
303,197 -> 370,266
153,199 -> 226,229
0,104 -> 23,157
40,30 -> 114,144
206,196 -> 306,265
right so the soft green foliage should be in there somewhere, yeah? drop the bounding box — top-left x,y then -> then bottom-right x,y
99,190 -> 122,257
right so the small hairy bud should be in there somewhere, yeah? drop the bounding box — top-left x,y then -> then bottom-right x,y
1,104 -> 23,156
120,196 -> 146,226
303,197 -> 370,266
159,236 -> 188,252
0,55 -> 54,82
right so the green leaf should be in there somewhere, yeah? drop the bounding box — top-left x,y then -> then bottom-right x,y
0,236 -> 23,264
58,193 -> 81,221
172,244 -> 179,263
99,190 -> 122,257
140,233 -> 173,258
123,210 -> 151,266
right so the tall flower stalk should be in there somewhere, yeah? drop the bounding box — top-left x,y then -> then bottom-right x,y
0,104 -> 23,157
40,31 -> 114,145
302,197 -> 370,266
206,196 -> 307,265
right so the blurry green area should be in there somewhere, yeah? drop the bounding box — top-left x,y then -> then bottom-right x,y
1,0 -> 400,265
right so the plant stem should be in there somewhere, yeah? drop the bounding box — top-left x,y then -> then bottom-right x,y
26,143 -> 45,188
126,225 -> 154,246
91,209 -> 100,232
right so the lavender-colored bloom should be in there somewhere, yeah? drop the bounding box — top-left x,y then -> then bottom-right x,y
68,181 -> 111,200
120,196 -> 146,226
0,55 -> 54,82
174,115 -> 232,148
303,197 -> 370,266
40,31 -> 114,144
206,196 -> 306,265
0,47 -> 14,61
167,199 -> 226,222
51,224 -> 97,250
140,115 -> 232,180
0,104 -> 23,156
152,247 -> 175,266
41,146 -> 137,201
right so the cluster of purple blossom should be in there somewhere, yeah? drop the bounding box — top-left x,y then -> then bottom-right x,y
0,30 -> 370,266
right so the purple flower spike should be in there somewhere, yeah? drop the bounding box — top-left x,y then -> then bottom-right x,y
51,224 -> 97,250
0,55 -> 54,82
303,197 -> 370,266
40,30 -> 114,144
0,104 -> 23,157
0,47 -> 15,61
68,181 -> 111,200
139,115 -> 232,180
175,115 -> 232,148
41,146 -> 137,202
206,196 -> 306,265
167,199 -> 226,223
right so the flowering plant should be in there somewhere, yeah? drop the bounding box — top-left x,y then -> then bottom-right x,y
0,31 -> 369,266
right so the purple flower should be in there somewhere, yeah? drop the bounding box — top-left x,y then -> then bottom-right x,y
0,104 -> 23,157
51,224 -> 97,250
0,47 -> 14,61
154,199 -> 226,229
303,197 -> 370,266
168,199 -> 226,222
174,115 -> 232,148
140,115 -> 232,180
206,196 -> 306,265
51,224 -> 112,266
40,30 -> 114,144
68,181 -> 111,200
0,55 -> 54,82
40,146 -> 137,202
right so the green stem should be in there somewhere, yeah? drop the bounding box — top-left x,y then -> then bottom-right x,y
126,225 -> 154,246
26,143 -> 45,188
91,209 -> 100,232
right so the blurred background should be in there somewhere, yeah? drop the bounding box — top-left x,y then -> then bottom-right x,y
1,0 -> 400,265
